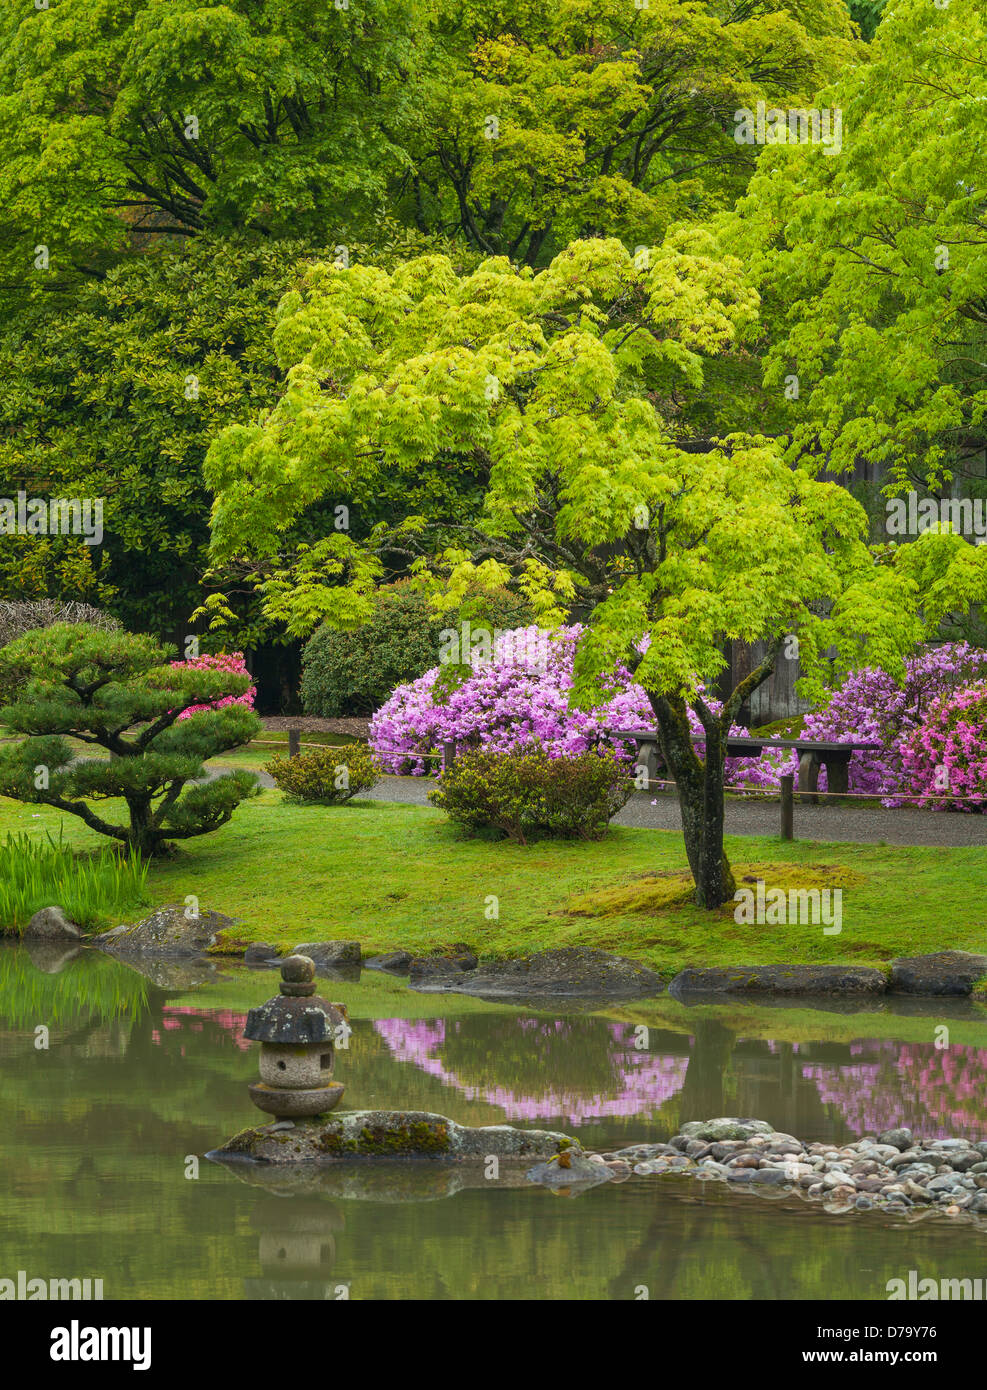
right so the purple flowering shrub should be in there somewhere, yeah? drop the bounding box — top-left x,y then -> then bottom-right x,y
370,627 -> 987,808
369,624 -> 779,789
898,684 -> 987,810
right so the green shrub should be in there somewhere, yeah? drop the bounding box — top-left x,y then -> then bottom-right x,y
429,743 -> 632,843
0,830 -> 152,935
300,583 -> 535,717
264,744 -> 382,803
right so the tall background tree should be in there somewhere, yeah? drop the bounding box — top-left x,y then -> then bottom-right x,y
404,0 -> 860,265
0,229 -> 475,642
726,0 -> 987,499
0,0 -> 421,307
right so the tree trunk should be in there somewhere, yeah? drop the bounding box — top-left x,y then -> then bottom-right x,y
646,692 -> 734,909
641,644 -> 781,909
125,795 -> 161,858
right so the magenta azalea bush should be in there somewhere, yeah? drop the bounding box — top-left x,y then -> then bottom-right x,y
369,625 -> 776,789
169,652 -> 257,719
899,684 -> 987,810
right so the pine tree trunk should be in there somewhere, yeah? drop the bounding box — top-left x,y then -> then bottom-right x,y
125,795 -> 160,858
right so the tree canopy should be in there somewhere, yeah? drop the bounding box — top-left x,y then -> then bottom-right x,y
0,0 -> 421,302
727,0 -> 987,493
0,0 -> 858,308
406,0 -> 859,265
0,229 -> 480,640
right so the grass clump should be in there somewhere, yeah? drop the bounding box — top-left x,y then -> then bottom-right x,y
0,829 -> 151,934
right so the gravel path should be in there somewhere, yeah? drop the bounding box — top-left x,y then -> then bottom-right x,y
211,768 -> 987,848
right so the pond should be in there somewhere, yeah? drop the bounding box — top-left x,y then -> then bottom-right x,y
3,942 -> 987,1301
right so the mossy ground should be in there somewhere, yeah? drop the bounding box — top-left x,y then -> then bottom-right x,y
564,862 -> 864,918
1,783 -> 984,974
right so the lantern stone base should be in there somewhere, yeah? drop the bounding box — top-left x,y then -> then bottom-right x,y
248,1081 -> 345,1118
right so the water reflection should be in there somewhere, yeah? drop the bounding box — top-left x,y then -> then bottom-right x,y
374,1018 -> 690,1125
6,942 -> 987,1300
5,943 -> 987,1146
246,1199 -> 346,1301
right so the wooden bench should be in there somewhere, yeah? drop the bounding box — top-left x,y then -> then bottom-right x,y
605,729 -> 880,803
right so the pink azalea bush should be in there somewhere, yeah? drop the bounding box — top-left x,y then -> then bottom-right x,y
791,642 -> 987,804
369,624 -> 776,788
169,651 -> 257,719
898,683 -> 987,810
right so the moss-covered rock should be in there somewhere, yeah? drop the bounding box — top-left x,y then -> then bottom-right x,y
209,1110 -> 580,1164
93,904 -> 240,957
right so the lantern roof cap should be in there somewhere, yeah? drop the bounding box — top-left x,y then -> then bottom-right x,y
244,955 -> 347,1043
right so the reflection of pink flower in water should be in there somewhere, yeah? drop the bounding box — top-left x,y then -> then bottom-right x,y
157,1006 -> 251,1051
803,1040 -> 987,1140
375,1020 -> 448,1079
373,1019 -> 688,1126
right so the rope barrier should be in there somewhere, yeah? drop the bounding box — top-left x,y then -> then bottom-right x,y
721,782 -> 987,808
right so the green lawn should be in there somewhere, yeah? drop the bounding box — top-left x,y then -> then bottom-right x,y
1,787 -> 984,975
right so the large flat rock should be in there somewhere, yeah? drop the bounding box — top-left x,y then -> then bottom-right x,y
890,951 -> 987,996
211,1110 -> 580,1164
669,964 -> 887,997
410,947 -> 664,1000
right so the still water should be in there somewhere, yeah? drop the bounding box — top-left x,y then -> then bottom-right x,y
3,942 -> 987,1300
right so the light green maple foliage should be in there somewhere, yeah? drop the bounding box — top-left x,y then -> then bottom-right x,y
206,234 -> 987,904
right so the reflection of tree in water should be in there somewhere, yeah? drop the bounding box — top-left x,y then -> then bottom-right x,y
803,1040 -> 987,1140
0,946 -> 148,1031
374,1016 -> 690,1126
677,1018 -> 733,1121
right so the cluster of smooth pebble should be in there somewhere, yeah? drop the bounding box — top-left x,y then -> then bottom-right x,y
585,1118 -> 987,1218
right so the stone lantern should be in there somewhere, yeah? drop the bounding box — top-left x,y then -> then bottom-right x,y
244,955 -> 349,1118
